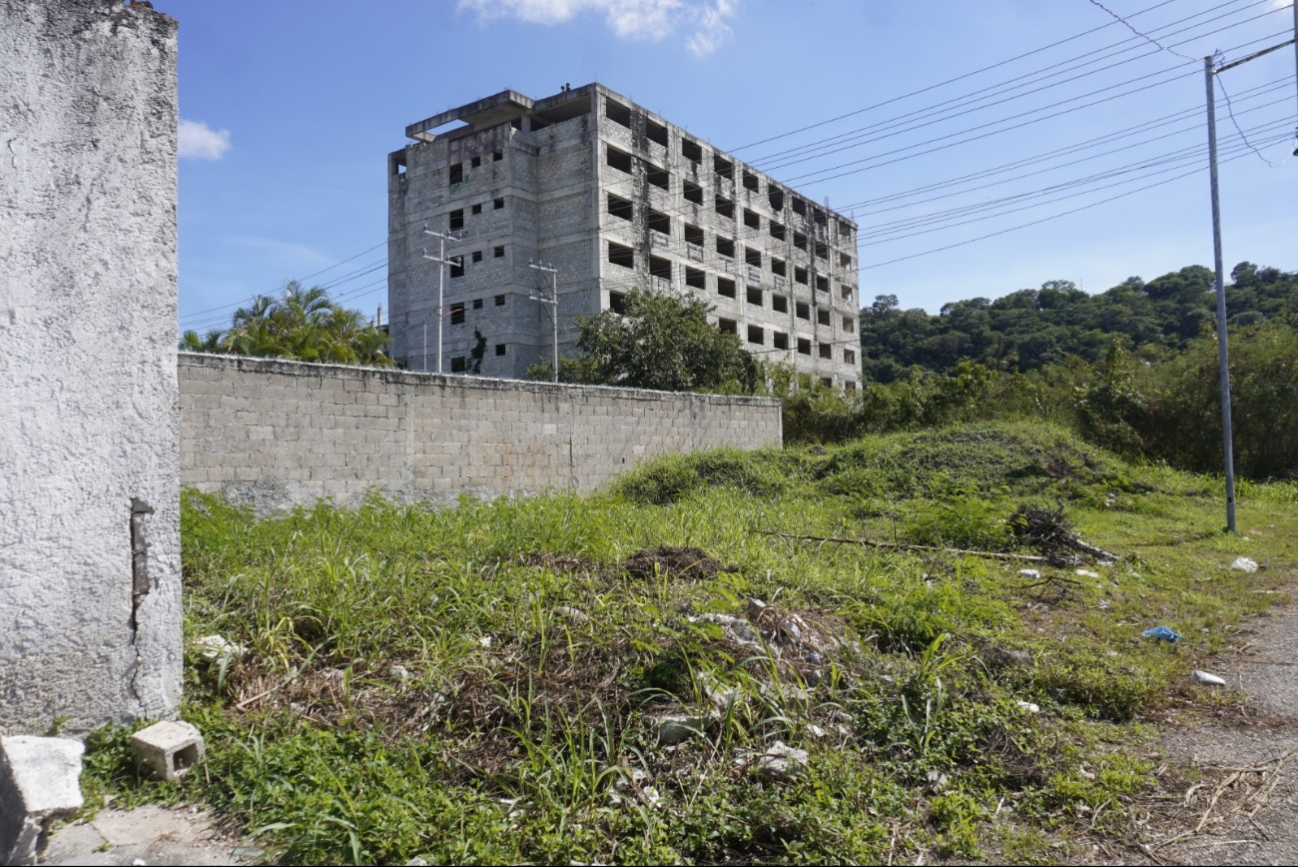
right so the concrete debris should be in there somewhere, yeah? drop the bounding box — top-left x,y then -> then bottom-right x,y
477,636 -> 493,648
653,713 -> 715,746
1192,670 -> 1227,686
1231,557 -> 1259,573
1075,569 -> 1101,578
990,647 -> 1034,668
1018,569 -> 1042,580
389,665 -> 413,682
130,721 -> 205,783
924,770 -> 949,792
698,673 -> 744,712
746,598 -> 767,611
639,786 -> 664,807
192,635 -> 245,664
687,613 -> 763,647
554,606 -> 590,625
0,736 -> 85,866
1016,700 -> 1041,713
740,741 -> 809,781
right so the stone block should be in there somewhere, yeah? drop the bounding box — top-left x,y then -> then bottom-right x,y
130,721 -> 205,782
0,736 -> 85,866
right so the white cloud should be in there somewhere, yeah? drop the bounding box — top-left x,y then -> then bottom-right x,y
460,0 -> 737,55
1274,0 -> 1293,9
178,119 -> 231,161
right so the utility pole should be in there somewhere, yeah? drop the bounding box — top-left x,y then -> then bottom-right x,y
1199,22 -> 1298,533
528,261 -> 559,384
422,226 -> 460,374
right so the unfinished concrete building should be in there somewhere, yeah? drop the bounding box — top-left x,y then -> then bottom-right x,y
387,84 -> 861,388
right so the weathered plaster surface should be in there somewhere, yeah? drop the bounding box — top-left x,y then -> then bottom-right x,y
0,0 -> 181,734
179,353 -> 782,511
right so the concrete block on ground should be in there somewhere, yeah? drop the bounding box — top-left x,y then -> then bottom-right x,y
0,736 -> 85,866
131,721 -> 205,782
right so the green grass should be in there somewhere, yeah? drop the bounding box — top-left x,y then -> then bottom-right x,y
81,421 -> 1298,865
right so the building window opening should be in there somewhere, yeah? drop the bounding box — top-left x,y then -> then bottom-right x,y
608,242 -> 634,269
471,156 -> 482,169
391,153 -> 407,176
450,302 -> 466,324
814,208 -> 828,227
686,267 -> 705,290
795,266 -> 808,285
746,286 -> 763,307
844,348 -> 856,364
607,194 -> 634,222
821,376 -> 833,388
449,256 -> 465,279
797,337 -> 811,355
646,166 -> 670,190
649,256 -> 672,282
449,163 -> 464,184
742,171 -> 759,192
683,181 -> 703,205
610,291 -> 627,313
451,356 -> 466,373
744,247 -> 761,268
449,209 -> 464,230
684,224 -> 704,247
837,218 -> 851,237
840,252 -> 853,269
817,308 -> 831,326
493,149 -> 503,162
792,198 -> 807,217
473,298 -> 484,309
496,343 -> 507,356
815,241 -> 828,259
606,100 -> 633,128
606,145 -> 633,174
716,236 -> 735,258
715,196 -> 734,219
645,119 -> 669,148
772,294 -> 788,313
495,293 -> 506,305
472,250 -> 483,263
771,258 -> 786,277
494,245 -> 505,258
796,301 -> 810,320
472,203 -> 482,215
816,275 -> 829,293
713,155 -> 733,180
718,317 -> 737,334
747,324 -> 764,345
494,197 -> 505,210
718,278 -> 736,298
841,284 -> 854,301
843,316 -> 855,332
647,209 -> 670,236
682,139 -> 702,162
794,232 -> 807,251
819,342 -> 832,359
768,188 -> 784,211
743,209 -> 760,230
773,331 -> 789,350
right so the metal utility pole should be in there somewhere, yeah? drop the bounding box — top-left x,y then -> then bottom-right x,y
1203,57 -> 1237,533
422,226 -> 460,374
528,261 -> 559,384
1199,26 -> 1298,533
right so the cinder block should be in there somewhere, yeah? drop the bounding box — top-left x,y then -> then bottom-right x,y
0,736 -> 84,866
130,721 -> 205,782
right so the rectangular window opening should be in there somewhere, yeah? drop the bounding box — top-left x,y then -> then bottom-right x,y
714,155 -> 733,180
773,332 -> 789,350
795,266 -> 808,285
819,343 -> 832,360
715,196 -> 734,219
493,149 -> 503,162
450,302 -> 466,323
610,291 -> 627,314
648,256 -> 672,282
682,139 -> 702,162
768,188 -> 785,211
647,209 -> 670,236
449,163 -> 464,185
645,119 -> 669,148
772,294 -> 788,313
746,286 -> 763,307
844,348 -> 856,364
646,165 -> 670,190
769,224 -> 785,244
742,171 -> 759,192
606,100 -> 633,128
608,241 -> 634,270
473,298 -> 483,309
449,256 -> 465,279
607,194 -> 634,222
718,317 -> 737,334
472,250 -> 483,263
821,376 -> 833,388
496,343 -> 507,356
494,245 -> 505,258
816,275 -> 829,293
495,293 -> 506,306
744,247 -> 761,268
797,337 -> 811,355
605,145 -> 633,174
815,241 -> 828,260
684,224 -> 704,247
718,278 -> 736,299
743,209 -> 760,230
771,258 -> 786,277
449,209 -> 464,231
814,209 -> 828,227
792,198 -> 807,217
841,284 -> 854,301
683,181 -> 703,205
843,317 -> 855,333
471,203 -> 482,215
794,232 -> 807,251
817,308 -> 831,326
840,252 -> 853,269
796,301 -> 810,320
747,324 -> 764,346
471,156 -> 482,169
494,197 -> 505,210
716,236 -> 735,258
686,267 -> 706,290
451,356 -> 466,373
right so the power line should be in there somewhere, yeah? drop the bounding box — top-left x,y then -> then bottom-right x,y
1214,61 -> 1295,166
1085,0 -> 1200,60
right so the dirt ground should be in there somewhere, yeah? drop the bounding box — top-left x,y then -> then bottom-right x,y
1099,587 -> 1298,866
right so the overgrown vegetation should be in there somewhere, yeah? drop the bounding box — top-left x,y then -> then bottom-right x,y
180,281 -> 393,367
81,422 -> 1298,864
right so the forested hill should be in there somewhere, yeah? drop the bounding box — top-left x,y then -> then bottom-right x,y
860,262 -> 1298,382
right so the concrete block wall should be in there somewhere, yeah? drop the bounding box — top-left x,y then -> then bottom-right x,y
0,0 -> 181,735
179,354 -> 782,511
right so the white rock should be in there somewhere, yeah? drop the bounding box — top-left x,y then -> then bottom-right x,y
1192,670 -> 1227,686
1018,569 -> 1041,580
554,606 -> 590,625
477,636 -> 493,648
1016,700 -> 1041,713
192,634 -> 244,663
1231,557 -> 1259,573
390,665 -> 412,682
749,741 -> 809,781
689,613 -> 763,647
0,736 -> 85,866
654,713 -> 713,745
1075,569 -> 1101,579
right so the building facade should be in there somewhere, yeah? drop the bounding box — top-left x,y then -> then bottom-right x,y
387,84 -> 861,388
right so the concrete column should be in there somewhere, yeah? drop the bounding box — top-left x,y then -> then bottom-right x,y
0,0 -> 182,734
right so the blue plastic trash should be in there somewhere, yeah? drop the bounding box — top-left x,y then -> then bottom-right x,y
805,653 -> 826,664
1142,626 -> 1183,643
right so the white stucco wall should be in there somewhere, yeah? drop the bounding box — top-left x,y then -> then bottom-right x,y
0,0 -> 181,734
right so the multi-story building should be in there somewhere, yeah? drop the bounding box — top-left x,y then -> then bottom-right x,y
387,83 -> 862,388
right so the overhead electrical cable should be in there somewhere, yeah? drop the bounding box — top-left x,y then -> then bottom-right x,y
1085,0 -> 1200,60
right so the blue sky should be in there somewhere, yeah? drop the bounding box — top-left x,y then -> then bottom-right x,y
173,0 -> 1297,335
